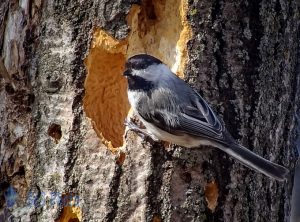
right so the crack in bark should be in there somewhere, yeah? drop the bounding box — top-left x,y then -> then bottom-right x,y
104,165 -> 122,222
243,0 -> 263,150
145,145 -> 167,221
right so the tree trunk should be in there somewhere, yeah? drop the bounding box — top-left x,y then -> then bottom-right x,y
0,0 -> 299,222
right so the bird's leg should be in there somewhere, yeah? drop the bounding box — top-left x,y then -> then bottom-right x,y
124,118 -> 159,142
124,118 -> 151,139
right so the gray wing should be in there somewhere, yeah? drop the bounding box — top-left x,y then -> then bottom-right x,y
178,95 -> 225,142
136,86 -> 227,144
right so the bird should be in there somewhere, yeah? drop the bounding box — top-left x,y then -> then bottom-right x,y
123,53 -> 289,181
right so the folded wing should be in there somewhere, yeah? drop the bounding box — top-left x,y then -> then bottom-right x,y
137,88 -> 227,144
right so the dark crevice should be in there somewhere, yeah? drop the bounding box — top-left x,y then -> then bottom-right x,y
211,0 -> 221,23
211,0 -> 223,93
105,165 -> 122,221
277,187 -> 285,221
214,29 -> 225,93
274,0 -> 281,15
0,1 -> 9,52
275,0 -> 285,37
0,181 -> 11,209
210,151 -> 232,222
64,81 -> 84,185
274,42 -> 280,60
28,0 -> 33,20
241,0 -> 263,150
11,166 -> 25,177
64,112 -> 82,188
246,184 -> 253,222
63,50 -> 85,184
145,143 -> 167,221
143,0 -> 157,21
266,186 -> 272,213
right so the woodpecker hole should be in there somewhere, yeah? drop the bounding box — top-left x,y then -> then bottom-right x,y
83,0 -> 192,151
48,123 -> 62,143
204,180 -> 219,212
55,193 -> 81,222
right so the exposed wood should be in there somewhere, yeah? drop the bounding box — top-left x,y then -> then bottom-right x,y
0,0 -> 299,221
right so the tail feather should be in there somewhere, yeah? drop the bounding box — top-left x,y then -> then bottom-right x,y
218,143 -> 289,181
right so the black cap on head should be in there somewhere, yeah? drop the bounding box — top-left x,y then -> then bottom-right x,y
126,54 -> 162,70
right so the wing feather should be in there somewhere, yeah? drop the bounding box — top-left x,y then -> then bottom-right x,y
136,86 -> 227,144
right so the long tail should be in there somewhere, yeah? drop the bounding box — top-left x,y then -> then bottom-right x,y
218,143 -> 289,181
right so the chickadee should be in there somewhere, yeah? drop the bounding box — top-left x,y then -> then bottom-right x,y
123,54 -> 289,181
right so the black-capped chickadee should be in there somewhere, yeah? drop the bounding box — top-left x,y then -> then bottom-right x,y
123,54 -> 289,181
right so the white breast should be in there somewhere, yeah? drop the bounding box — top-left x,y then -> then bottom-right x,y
127,90 -> 144,111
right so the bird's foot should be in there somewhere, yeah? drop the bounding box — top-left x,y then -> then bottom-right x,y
124,118 -> 160,144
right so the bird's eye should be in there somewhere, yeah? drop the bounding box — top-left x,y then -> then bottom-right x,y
123,69 -> 131,76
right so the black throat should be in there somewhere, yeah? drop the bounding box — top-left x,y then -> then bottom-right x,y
127,75 -> 155,91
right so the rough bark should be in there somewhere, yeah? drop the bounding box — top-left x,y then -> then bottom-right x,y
0,0 -> 299,222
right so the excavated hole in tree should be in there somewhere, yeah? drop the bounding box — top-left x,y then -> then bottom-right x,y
55,193 -> 81,222
56,207 -> 81,222
204,180 -> 219,212
48,123 -> 62,143
83,0 -> 191,151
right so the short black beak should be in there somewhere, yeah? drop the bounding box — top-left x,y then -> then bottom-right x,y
123,69 -> 131,77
